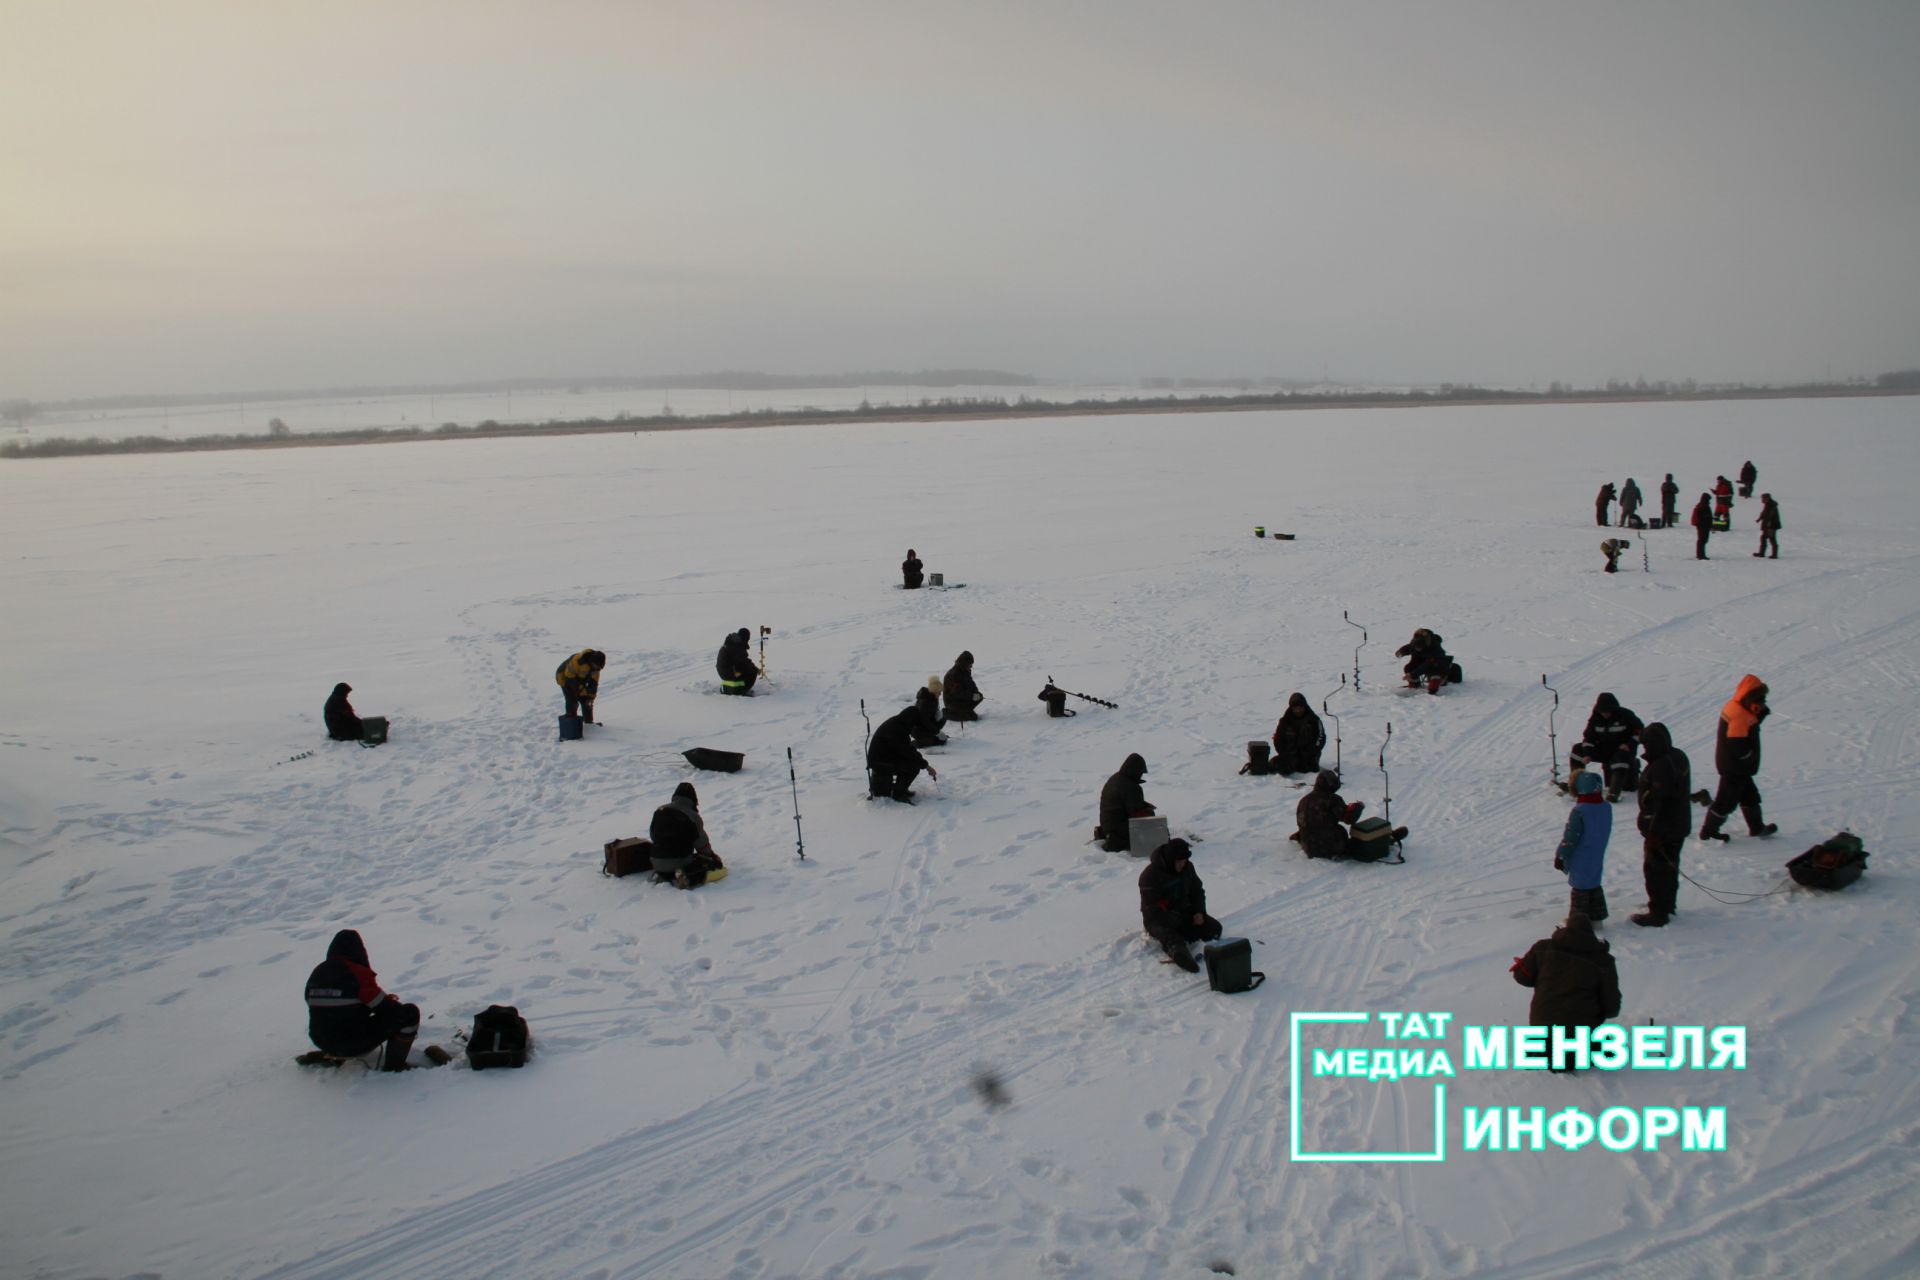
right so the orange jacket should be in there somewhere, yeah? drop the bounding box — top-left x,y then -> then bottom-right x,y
1716,674 -> 1768,776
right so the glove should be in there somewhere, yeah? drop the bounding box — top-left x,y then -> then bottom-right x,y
1553,855 -> 1566,872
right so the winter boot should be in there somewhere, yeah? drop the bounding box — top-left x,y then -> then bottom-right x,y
1747,820 -> 1778,838
1391,826 -> 1409,842
1700,810 -> 1730,843
890,788 -> 917,805
1630,912 -> 1669,928
381,1031 -> 417,1072
1162,939 -> 1200,973
1427,676 -> 1443,695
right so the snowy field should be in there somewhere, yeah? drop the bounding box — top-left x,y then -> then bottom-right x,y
3,395 -> 1918,1280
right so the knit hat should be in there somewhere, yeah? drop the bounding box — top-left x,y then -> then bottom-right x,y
1573,771 -> 1603,796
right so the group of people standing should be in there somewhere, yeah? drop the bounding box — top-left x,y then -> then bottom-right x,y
1596,461 -> 1780,563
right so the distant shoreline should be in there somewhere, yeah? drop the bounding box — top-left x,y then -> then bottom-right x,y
4,385 -> 1913,460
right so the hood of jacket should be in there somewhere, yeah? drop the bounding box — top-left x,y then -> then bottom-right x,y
1121,752 -> 1147,780
1311,768 -> 1340,794
1145,838 -> 1190,875
1641,721 -> 1672,759
327,929 -> 368,966
1287,692 -> 1309,712
1593,692 -> 1619,715
1551,914 -> 1607,954
1734,673 -> 1768,705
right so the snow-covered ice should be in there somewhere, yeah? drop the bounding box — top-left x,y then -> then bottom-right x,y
2,395 -> 1917,1279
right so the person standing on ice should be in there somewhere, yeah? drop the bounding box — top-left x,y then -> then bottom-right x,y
1270,692 -> 1326,776
1137,839 -> 1221,973
324,682 -> 363,741
1098,752 -> 1155,852
1660,473 -> 1680,527
1631,722 -> 1693,928
1713,475 -> 1734,525
304,929 -> 427,1072
1700,674 -> 1776,843
1553,770 -> 1612,922
1754,493 -> 1782,559
901,549 -> 924,589
556,649 -> 606,722
1568,692 -> 1643,801
1594,482 -> 1616,527
1618,478 -> 1642,527
1510,913 -> 1620,1072
942,650 -> 984,721
867,704 -> 936,803
1738,459 -> 1758,499
1690,493 -> 1715,560
716,628 -> 759,695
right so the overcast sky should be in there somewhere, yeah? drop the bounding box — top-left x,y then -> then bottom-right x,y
3,1 -> 1916,400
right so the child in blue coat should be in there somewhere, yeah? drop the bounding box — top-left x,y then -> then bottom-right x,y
1555,771 -> 1613,922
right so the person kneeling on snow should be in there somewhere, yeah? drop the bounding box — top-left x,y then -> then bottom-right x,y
902,548 -> 924,590
324,682 -> 363,741
1138,839 -> 1221,973
1554,771 -> 1612,921
867,704 -> 937,803
1097,752 -> 1155,852
1295,769 -> 1404,859
910,681 -> 947,747
1395,628 -> 1455,692
942,650 -> 984,721
716,628 -> 760,695
304,929 -> 426,1071
1510,913 -> 1621,1072
649,782 -> 727,887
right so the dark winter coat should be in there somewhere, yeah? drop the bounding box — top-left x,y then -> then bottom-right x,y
911,686 -> 946,742
1595,483 -> 1615,518
717,631 -> 758,684
305,929 -> 394,1055
1296,770 -> 1355,860
1635,722 -> 1693,841
1690,496 -> 1714,532
1660,476 -> 1679,514
556,650 -> 605,699
1619,480 -> 1642,515
942,652 -> 982,716
1758,496 -> 1781,531
1271,694 -> 1326,774
1512,915 -> 1622,1030
1577,693 -> 1643,767
1554,780 -> 1613,891
1395,629 -> 1451,680
902,553 -> 924,589
1099,754 -> 1154,849
1739,461 -> 1757,488
649,783 -> 715,869
1138,840 -> 1207,938
1714,674 -> 1768,779
867,706 -> 930,776
324,683 -> 362,741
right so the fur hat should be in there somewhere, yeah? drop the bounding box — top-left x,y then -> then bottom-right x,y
927,675 -> 943,694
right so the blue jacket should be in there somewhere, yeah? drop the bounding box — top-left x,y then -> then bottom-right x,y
1556,796 -> 1612,890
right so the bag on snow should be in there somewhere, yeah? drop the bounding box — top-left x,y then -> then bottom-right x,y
603,837 -> 653,878
466,1005 -> 531,1070
359,716 -> 389,746
1349,816 -> 1400,862
1203,937 -> 1265,993
1240,741 -> 1271,776
1786,831 -> 1868,891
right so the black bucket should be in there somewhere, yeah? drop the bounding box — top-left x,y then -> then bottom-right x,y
558,714 -> 584,741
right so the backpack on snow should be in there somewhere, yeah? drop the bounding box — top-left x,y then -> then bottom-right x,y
1240,741 -> 1271,775
1203,938 -> 1265,993
466,1005 -> 530,1070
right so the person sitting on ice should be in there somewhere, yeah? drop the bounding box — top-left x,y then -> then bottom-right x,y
1569,692 -> 1644,800
1097,753 -> 1155,852
1510,912 -> 1621,1072
902,549 -> 924,590
867,704 -> 937,804
1270,692 -> 1326,776
716,628 -> 759,695
1295,769 -> 1405,859
648,781 -> 727,887
942,650 -> 984,721
324,682 -> 363,741
910,680 -> 947,747
304,929 -> 434,1071
1137,839 -> 1221,973
1553,770 -> 1612,922
1395,628 -> 1455,692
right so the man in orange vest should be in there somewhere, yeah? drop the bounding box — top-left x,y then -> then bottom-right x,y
1700,675 -> 1776,842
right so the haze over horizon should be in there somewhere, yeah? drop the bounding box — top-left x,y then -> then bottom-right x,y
4,2 -> 1916,402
